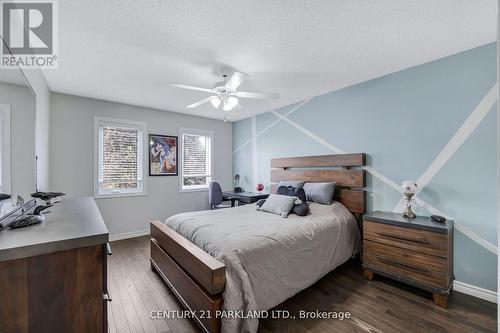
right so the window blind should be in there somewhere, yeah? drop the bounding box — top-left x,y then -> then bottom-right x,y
182,133 -> 211,189
98,123 -> 144,195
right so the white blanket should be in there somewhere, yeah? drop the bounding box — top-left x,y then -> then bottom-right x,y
164,201 -> 360,333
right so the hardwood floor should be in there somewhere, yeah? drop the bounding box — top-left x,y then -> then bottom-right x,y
108,236 -> 497,333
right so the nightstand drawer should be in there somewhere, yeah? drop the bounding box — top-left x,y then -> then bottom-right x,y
363,240 -> 449,289
364,220 -> 448,258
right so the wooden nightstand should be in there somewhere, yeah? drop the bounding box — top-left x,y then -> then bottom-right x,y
362,211 -> 454,307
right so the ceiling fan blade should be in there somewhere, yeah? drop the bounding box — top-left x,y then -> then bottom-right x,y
169,83 -> 214,93
225,71 -> 249,90
187,96 -> 217,108
236,91 -> 279,99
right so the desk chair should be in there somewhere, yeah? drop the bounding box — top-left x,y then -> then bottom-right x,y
209,182 -> 236,209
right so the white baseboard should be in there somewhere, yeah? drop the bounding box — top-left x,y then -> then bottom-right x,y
454,280 -> 497,303
109,229 -> 150,242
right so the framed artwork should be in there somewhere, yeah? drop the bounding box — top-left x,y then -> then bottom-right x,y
149,134 -> 178,176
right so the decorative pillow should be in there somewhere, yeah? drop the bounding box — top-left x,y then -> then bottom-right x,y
255,198 -> 266,207
304,182 -> 336,205
278,181 -> 305,189
257,194 -> 298,218
276,185 -> 309,216
293,201 -> 309,216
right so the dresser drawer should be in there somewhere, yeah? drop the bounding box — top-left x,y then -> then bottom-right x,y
364,220 -> 448,258
363,240 -> 449,289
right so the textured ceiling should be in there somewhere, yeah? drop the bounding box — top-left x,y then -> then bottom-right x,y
43,0 -> 497,121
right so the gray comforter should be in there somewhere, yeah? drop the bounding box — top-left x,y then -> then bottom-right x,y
164,201 -> 360,333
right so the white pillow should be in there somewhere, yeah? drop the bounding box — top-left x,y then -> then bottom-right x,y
257,194 -> 300,218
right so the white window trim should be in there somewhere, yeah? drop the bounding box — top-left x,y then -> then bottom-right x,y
94,116 -> 147,199
0,105 -> 11,194
179,127 -> 214,192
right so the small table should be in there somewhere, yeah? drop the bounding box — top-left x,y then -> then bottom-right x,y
223,191 -> 269,207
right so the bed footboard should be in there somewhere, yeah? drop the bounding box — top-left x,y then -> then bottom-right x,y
150,221 -> 225,333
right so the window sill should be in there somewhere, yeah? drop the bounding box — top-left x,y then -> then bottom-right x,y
179,187 -> 209,193
94,192 -> 147,199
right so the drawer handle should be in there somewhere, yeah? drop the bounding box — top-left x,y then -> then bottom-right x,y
378,232 -> 429,245
103,292 -> 112,302
376,255 -> 428,274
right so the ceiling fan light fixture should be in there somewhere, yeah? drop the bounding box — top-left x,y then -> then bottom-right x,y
223,96 -> 239,111
210,96 -> 221,109
171,71 -> 278,115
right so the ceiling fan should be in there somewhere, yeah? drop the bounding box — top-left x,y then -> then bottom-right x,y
169,71 -> 279,112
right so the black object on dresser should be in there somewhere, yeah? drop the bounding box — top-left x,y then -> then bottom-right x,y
0,197 -> 110,332
362,211 -> 454,308
223,191 -> 269,207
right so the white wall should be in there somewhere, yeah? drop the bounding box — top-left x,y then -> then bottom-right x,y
0,83 -> 35,195
24,69 -> 51,191
496,4 -> 499,325
49,92 -> 233,237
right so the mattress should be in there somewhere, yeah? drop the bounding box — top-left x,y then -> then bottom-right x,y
164,201 -> 360,333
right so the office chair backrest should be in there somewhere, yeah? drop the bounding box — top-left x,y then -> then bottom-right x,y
209,181 -> 223,206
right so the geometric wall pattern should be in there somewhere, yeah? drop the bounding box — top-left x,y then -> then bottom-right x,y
233,43 -> 498,293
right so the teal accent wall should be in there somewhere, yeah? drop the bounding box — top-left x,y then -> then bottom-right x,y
233,43 -> 498,292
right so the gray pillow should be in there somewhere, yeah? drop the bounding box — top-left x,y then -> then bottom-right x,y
257,194 -> 299,218
304,182 -> 336,205
278,181 -> 305,189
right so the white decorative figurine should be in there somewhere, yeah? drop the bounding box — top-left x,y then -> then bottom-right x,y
401,180 -> 418,218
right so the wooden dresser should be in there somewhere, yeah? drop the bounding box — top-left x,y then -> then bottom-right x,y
0,197 -> 110,333
362,211 -> 454,307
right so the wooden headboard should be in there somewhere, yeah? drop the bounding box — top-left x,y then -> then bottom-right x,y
270,153 -> 366,217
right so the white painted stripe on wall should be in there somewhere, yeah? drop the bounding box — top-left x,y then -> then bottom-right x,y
270,105 -> 498,254
233,137 -> 253,154
454,224 -> 497,255
363,166 -> 402,193
389,85 -> 499,254
271,110 -> 404,195
232,99 -> 312,154
413,196 -> 498,254
392,198 -> 404,214
233,80 -> 498,254
416,83 -> 498,194
251,116 -> 258,188
270,110 -> 343,154
393,84 -> 498,213
257,99 -> 311,138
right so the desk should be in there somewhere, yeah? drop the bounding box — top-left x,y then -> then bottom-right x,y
223,191 -> 269,206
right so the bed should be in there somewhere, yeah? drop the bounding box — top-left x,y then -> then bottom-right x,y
150,153 -> 366,333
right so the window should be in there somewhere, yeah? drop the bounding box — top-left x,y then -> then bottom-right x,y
180,128 -> 213,191
94,117 -> 146,198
